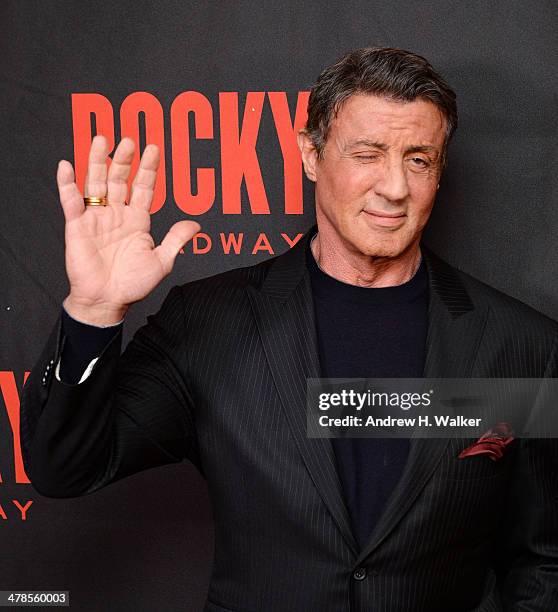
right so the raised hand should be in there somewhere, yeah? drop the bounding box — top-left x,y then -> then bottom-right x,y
59,135 -> 200,325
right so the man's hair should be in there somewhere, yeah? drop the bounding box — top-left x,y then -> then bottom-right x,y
306,47 -> 458,166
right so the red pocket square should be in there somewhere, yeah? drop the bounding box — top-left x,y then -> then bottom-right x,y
458,422 -> 514,462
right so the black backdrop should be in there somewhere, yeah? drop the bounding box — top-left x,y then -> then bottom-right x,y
1,2 -> 557,610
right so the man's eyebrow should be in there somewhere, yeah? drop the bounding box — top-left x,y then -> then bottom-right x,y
406,145 -> 439,155
347,139 -> 388,150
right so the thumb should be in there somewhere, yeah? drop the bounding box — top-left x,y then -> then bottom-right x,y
154,220 -> 201,275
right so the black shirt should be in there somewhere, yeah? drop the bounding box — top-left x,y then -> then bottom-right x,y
306,237 -> 429,549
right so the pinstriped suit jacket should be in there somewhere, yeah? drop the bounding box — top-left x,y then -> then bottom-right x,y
21,226 -> 558,611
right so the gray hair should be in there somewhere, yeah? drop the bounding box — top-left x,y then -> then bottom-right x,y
306,47 -> 458,166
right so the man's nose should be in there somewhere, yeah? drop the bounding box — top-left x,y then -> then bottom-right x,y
373,160 -> 410,202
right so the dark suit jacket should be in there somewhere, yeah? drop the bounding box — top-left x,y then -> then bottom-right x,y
21,226 -> 558,611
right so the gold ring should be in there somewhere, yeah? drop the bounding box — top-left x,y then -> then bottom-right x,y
84,196 -> 108,206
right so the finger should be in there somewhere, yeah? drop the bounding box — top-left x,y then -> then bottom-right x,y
57,160 -> 84,222
107,137 -> 135,206
154,220 -> 201,275
128,144 -> 160,212
84,135 -> 109,198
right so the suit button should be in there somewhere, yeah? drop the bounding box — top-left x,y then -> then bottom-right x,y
353,567 -> 367,581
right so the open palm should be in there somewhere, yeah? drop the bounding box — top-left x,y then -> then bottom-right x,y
58,136 -> 200,324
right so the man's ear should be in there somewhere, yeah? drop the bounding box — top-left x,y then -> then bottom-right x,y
297,129 -> 318,182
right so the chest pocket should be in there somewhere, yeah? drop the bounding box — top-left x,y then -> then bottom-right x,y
436,437 -> 518,481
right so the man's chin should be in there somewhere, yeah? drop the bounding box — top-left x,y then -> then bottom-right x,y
359,247 -> 405,259
350,236 -> 412,260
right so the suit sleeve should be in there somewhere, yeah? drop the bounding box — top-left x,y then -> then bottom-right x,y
498,333 -> 558,610
57,306 -> 123,384
20,286 -> 196,498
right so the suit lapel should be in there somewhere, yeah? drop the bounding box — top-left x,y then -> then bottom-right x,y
247,228 -> 489,562
355,247 -> 490,564
247,229 -> 359,556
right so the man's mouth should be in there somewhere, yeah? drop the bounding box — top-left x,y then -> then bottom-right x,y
363,210 -> 406,227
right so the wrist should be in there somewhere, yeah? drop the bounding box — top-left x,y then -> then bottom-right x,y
63,295 -> 128,326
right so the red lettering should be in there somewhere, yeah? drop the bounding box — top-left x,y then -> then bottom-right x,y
171,91 -> 215,215
220,233 -> 244,254
0,371 -> 30,483
220,92 -> 269,214
281,232 -> 304,248
71,94 -> 115,192
252,233 -> 274,255
70,90 -> 312,216
120,92 -> 166,213
268,92 -> 309,214
13,500 -> 33,521
193,233 -> 212,254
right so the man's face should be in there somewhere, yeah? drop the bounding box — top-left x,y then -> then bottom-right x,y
299,94 -> 447,259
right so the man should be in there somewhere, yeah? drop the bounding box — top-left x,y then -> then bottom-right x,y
21,47 -> 558,611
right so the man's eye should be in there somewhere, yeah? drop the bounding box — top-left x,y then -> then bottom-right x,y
410,157 -> 429,167
354,155 -> 378,161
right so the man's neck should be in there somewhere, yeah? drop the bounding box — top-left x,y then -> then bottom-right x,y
310,232 -> 422,288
